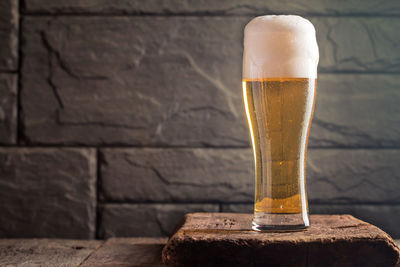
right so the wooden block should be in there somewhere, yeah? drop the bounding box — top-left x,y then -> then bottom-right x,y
162,213 -> 400,267
0,239 -> 102,267
81,237 -> 167,266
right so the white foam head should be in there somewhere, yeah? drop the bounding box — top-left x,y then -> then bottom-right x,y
243,15 -> 319,79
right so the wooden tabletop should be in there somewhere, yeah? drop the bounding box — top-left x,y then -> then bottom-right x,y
163,213 -> 400,267
0,238 -> 166,266
0,238 -> 399,266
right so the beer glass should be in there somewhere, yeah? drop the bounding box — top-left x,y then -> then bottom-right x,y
242,15 -> 319,231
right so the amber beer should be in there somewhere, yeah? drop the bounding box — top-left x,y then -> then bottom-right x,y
242,16 -> 319,231
243,78 -> 316,217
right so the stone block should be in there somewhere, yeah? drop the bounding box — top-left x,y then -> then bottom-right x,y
98,204 -> 219,238
311,74 -> 400,147
21,16 -> 247,146
100,148 -> 400,204
100,148 -> 253,203
0,74 -> 17,143
221,203 -> 253,213
21,16 -> 400,146
0,148 -> 97,239
23,0 -> 400,16
0,0 -> 18,71
307,149 -> 400,204
312,17 -> 400,73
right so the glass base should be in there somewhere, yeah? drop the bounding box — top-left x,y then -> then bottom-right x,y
252,212 -> 309,232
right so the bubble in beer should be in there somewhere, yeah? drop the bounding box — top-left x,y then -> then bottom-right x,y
243,15 -> 319,79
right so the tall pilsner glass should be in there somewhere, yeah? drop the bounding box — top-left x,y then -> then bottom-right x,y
242,15 -> 319,231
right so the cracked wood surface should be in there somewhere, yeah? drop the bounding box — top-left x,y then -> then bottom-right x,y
163,213 -> 400,267
223,204 -> 400,239
0,237 -> 398,266
80,238 -> 166,267
0,238 -> 165,267
21,16 -> 400,146
0,239 -> 102,267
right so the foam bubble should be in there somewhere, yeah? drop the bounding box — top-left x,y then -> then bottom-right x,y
243,15 -> 319,79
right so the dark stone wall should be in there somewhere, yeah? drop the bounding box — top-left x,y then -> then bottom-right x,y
0,0 -> 399,239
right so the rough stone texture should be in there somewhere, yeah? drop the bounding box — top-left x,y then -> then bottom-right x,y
0,148 -> 97,239
100,148 -> 253,202
22,16 -> 400,146
0,74 -> 17,144
0,239 -> 101,267
311,74 -> 400,148
100,148 -> 400,204
312,18 -> 400,73
81,238 -> 166,267
98,204 -> 219,238
307,149 -> 400,204
21,16 -> 246,146
162,213 -> 400,267
6,1 -> 400,241
221,203 -> 253,213
221,204 -> 400,238
23,0 -> 400,15
0,0 -> 18,71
